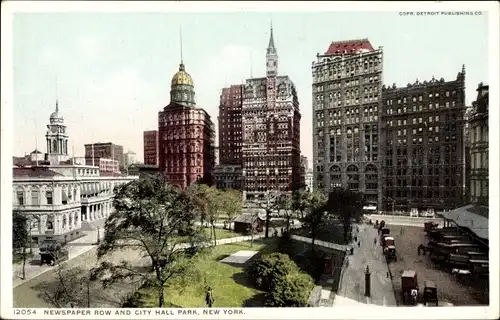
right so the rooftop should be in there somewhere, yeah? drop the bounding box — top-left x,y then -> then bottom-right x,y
324,39 -> 375,56
439,204 -> 488,240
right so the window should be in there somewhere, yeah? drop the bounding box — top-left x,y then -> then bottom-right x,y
413,129 -> 417,134
17,191 -> 24,205
46,191 -> 53,205
419,96 -> 423,101
435,115 -> 439,121
446,91 -> 450,97
419,117 -> 423,123
413,118 -> 417,124
31,190 -> 39,205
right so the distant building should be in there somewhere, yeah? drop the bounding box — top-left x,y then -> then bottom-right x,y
218,85 -> 243,166
158,61 -> 215,188
84,142 -> 124,169
143,130 -> 159,166
214,164 -> 243,190
214,146 -> 220,166
128,163 -> 160,179
124,151 -> 137,167
381,68 -> 467,212
469,82 -> 488,206
305,169 -> 314,192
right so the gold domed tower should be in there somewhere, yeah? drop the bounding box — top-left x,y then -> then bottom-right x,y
170,62 -> 196,107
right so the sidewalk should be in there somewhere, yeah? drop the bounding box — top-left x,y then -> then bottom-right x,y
334,223 -> 397,306
13,219 -> 106,288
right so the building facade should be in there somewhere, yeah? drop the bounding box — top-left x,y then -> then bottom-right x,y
13,105 -> 137,245
143,130 -> 159,166
124,151 -> 137,167
381,69 -> 467,212
469,82 -> 488,206
158,62 -> 215,189
305,168 -> 314,192
214,146 -> 220,166
84,142 -> 124,169
214,164 -> 243,190
242,26 -> 301,201
219,85 -> 244,165
82,157 -> 119,173
13,165 -> 135,244
312,39 -> 383,208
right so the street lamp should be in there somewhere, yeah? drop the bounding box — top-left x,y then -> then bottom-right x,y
80,275 -> 91,307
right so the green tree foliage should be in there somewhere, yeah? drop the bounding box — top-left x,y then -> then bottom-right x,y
277,195 -> 293,233
326,188 -> 365,243
291,190 -> 310,220
300,191 -> 327,249
12,210 -> 28,251
189,184 -> 220,244
219,189 -> 242,230
248,253 -> 314,307
91,175 -> 206,308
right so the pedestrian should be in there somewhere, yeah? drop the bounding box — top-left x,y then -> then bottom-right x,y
205,287 -> 215,308
374,237 -> 377,245
357,241 -> 360,247
354,235 -> 357,242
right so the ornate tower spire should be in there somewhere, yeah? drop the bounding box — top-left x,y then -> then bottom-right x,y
266,22 -> 278,77
267,21 -> 277,55
179,25 -> 184,66
55,99 -> 59,113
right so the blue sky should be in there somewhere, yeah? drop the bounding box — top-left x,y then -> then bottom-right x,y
13,10 -> 489,163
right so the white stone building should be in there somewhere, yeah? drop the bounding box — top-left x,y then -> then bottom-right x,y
305,168 -> 314,192
12,101 -> 137,244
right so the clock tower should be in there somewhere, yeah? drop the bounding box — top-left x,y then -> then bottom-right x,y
45,100 -> 70,165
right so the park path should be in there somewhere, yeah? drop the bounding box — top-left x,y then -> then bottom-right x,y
13,233 -> 268,308
334,223 -> 397,307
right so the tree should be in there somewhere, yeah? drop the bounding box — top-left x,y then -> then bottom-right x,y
300,191 -> 327,250
326,188 -> 365,243
292,190 -> 310,220
277,195 -> 293,233
219,189 -> 242,231
189,184 -> 221,245
246,210 -> 260,248
91,175 -> 206,308
13,210 -> 29,279
256,190 -> 281,238
35,264 -> 92,308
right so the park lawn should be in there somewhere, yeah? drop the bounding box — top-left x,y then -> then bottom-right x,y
12,252 -> 34,264
141,239 -> 277,308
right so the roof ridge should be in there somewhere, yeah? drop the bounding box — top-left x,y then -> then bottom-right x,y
329,38 -> 369,45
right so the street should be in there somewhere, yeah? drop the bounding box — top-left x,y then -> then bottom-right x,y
13,219 -> 106,288
334,223 -> 397,306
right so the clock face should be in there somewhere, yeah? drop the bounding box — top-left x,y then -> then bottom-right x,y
51,127 -> 58,133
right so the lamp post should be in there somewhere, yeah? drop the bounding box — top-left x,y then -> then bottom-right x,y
80,275 -> 91,308
364,265 -> 371,297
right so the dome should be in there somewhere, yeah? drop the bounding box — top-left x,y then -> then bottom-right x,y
171,63 -> 194,87
50,101 -> 63,120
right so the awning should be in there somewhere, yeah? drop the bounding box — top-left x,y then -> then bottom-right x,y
439,205 -> 488,240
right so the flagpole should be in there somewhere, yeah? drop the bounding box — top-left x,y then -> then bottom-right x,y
34,120 -> 39,166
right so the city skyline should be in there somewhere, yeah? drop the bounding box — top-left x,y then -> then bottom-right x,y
13,11 -> 488,162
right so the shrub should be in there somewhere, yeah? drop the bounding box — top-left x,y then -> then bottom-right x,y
248,253 -> 314,307
264,272 -> 314,307
248,253 -> 299,291
277,232 -> 293,255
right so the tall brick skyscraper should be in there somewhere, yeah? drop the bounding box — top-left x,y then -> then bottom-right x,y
143,130 -> 159,165
158,61 -> 215,188
218,85 -> 243,165
242,26 -> 301,201
312,39 -> 383,208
